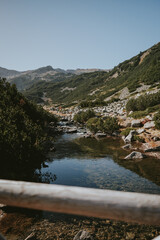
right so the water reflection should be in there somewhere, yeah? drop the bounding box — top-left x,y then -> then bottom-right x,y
39,133 -> 160,194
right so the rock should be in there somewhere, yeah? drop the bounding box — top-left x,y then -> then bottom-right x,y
49,146 -> 55,152
124,130 -> 137,143
145,152 -> 160,159
120,120 -> 131,128
144,121 -> 155,129
73,230 -> 94,240
83,134 -> 92,138
65,127 -> 77,133
131,120 -> 142,128
112,131 -> 120,137
137,128 -> 145,134
141,142 -> 160,152
122,144 -> 132,150
95,132 -> 107,138
146,115 -> 153,121
152,136 -> 160,141
125,151 -> 146,159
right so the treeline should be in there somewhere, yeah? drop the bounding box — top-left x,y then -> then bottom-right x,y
126,91 -> 160,112
0,78 -> 57,164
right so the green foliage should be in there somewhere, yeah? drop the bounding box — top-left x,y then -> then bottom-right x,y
126,91 -> 160,112
80,99 -> 106,108
120,128 -> 135,137
0,78 -> 57,164
73,109 -> 95,123
87,117 -> 119,134
23,42 -> 160,105
133,135 -> 144,143
129,105 -> 160,119
153,111 -> 160,130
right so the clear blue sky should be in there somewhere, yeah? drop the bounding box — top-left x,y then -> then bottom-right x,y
0,0 -> 160,71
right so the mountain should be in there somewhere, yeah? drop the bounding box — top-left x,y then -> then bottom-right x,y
23,42 -> 160,105
0,66 -> 22,78
0,65 -> 108,91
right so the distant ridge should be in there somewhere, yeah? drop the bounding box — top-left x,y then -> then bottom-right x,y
0,65 -> 108,90
23,42 -> 160,105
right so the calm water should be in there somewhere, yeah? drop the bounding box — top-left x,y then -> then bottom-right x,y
36,133 -> 160,194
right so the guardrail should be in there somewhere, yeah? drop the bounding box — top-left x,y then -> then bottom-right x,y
0,179 -> 160,226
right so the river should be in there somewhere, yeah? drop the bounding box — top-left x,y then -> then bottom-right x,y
1,132 -> 160,240
37,133 -> 160,194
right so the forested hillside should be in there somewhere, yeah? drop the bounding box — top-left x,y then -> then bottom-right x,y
24,42 -> 160,105
0,78 -> 57,165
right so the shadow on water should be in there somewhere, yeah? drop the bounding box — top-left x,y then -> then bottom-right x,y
38,133 -> 160,194
1,133 -> 160,240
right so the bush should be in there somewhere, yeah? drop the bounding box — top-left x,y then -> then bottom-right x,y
120,128 -> 135,137
129,105 -> 160,119
87,116 -> 119,134
73,109 -> 95,123
154,111 -> 160,130
126,91 -> 160,112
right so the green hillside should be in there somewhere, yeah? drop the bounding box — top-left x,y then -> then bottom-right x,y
24,42 -> 160,105
0,78 -> 57,165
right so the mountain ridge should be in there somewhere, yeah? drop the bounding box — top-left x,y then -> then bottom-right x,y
23,41 -> 160,105
0,65 -> 109,91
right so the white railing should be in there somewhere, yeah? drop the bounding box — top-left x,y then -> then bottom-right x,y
0,179 -> 160,226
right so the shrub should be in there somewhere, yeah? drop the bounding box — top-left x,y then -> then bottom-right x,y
126,91 -> 160,112
154,111 -> 160,130
120,128 -> 135,137
73,109 -> 95,123
87,116 -> 119,134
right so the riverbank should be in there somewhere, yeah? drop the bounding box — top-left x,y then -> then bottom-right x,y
48,103 -> 160,160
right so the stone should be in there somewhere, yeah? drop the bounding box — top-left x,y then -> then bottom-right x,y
142,142 -> 160,152
137,128 -> 145,134
125,151 -> 146,159
95,132 -> 107,138
131,120 -> 142,128
122,144 -> 132,150
120,121 -> 131,128
152,136 -> 160,141
73,230 -> 94,240
146,115 -> 153,121
144,121 -> 155,129
124,130 -> 137,143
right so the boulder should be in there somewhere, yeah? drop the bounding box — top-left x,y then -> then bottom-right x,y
141,142 -> 160,152
124,130 -> 137,143
125,151 -> 146,160
120,120 -> 131,128
152,136 -> 160,141
122,144 -> 132,150
73,230 -> 94,240
144,121 -> 155,129
95,132 -> 107,138
131,120 -> 142,128
137,128 -> 145,134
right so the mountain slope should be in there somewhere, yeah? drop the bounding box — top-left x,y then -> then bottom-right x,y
0,65 -> 107,91
0,78 -> 56,165
23,42 -> 160,105
0,66 -> 21,78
